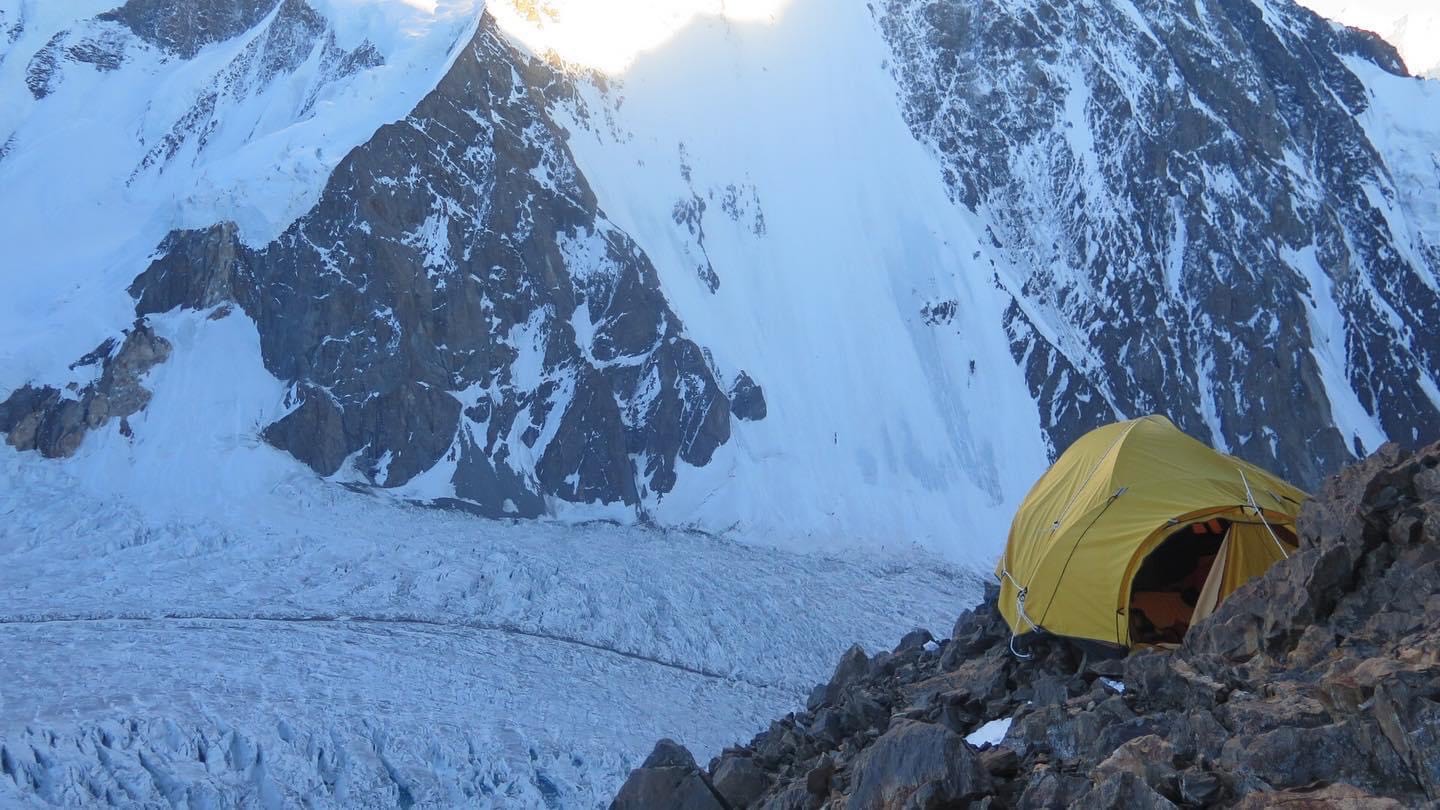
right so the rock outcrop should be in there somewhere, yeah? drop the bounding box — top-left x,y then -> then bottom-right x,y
614,440 -> 1440,807
0,320 -> 171,457
881,0 -> 1440,488
12,9 -> 758,517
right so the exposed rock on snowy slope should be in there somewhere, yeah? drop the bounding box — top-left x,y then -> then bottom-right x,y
881,0 -> 1440,487
2,0 -> 1440,548
0,321 -> 170,458
127,14 -> 746,516
616,440 -> 1440,807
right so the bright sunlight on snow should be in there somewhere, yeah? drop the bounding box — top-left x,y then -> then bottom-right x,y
490,0 -> 791,74
1296,0 -> 1440,77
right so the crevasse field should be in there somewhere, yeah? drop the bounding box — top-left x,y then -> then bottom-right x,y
0,444 -> 981,806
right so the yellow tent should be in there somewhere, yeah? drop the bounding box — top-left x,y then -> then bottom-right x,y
996,415 -> 1307,648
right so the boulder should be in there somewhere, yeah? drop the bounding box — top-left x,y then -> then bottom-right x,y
611,740 -> 726,810
846,721 -> 985,809
712,755 -> 770,809
1093,734 -> 1177,798
1177,769 -> 1222,805
1016,769 -> 1090,809
822,645 -> 871,705
1076,771 -> 1176,809
644,739 -> 698,770
894,628 -> 935,654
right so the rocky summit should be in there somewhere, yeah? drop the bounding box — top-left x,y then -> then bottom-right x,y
614,440 -> 1440,808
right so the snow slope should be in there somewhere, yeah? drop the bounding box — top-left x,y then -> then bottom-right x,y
495,0 -> 1052,559
1296,0 -> 1440,77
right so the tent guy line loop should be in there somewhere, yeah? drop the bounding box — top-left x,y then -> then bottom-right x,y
999,568 -> 1039,659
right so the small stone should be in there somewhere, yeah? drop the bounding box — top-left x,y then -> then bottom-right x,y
1178,770 -> 1221,805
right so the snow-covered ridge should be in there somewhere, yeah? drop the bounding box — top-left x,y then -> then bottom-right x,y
0,0 -> 479,389
1297,0 -> 1440,78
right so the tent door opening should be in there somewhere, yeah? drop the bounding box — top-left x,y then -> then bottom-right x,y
1127,518 -> 1230,645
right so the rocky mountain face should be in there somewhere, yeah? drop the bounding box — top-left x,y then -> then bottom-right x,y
125,13 -> 749,516
881,0 -> 1440,487
1,0 -> 1438,525
615,439 -> 1440,808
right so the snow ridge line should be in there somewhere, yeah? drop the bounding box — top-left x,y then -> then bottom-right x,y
0,612 -> 789,691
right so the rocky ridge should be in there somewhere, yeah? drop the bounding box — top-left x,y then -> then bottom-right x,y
615,440 -> 1440,808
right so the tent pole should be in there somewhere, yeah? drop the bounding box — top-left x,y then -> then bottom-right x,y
1239,468 -> 1289,559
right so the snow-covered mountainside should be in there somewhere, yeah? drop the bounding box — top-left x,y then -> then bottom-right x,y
1297,0 -> 1440,78
3,0 -> 1439,805
3,0 -> 1439,555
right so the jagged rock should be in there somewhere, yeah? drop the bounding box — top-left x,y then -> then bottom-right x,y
1370,678 -> 1440,801
611,768 -> 725,810
845,720 -> 985,808
822,644 -> 871,705
616,442 -> 1440,809
131,222 -> 243,314
1093,735 -> 1177,800
612,740 -> 726,810
644,738 -> 698,770
1177,770 -> 1221,805
803,756 -> 833,797
712,755 -> 769,809
756,784 -> 813,810
729,371 -> 766,422
979,746 -> 1019,777
0,320 -> 171,457
1076,771 -> 1176,810
893,628 -> 934,654
1016,770 -> 1090,809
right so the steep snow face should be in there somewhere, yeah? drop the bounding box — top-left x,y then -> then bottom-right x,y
878,0 -> 1440,486
1296,0 -> 1440,78
500,0 -> 1052,558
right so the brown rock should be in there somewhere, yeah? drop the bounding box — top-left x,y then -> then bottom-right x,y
1094,734 -> 1177,796
979,746 -> 1020,777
